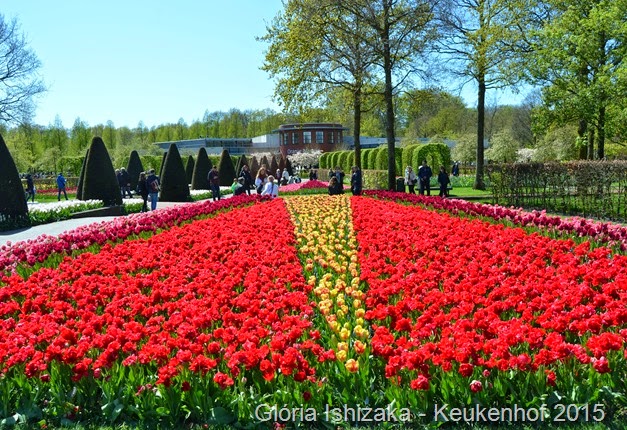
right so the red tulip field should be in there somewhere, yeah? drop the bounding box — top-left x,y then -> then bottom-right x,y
0,193 -> 625,428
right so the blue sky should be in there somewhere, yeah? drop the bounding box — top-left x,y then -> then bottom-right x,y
2,0 -> 284,129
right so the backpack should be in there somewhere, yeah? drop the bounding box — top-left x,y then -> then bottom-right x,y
150,179 -> 160,192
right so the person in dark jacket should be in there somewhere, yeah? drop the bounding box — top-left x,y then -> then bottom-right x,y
418,160 -> 433,196
350,166 -> 362,196
437,166 -> 451,197
239,165 -> 253,195
25,174 -> 35,202
146,169 -> 160,210
137,171 -> 149,212
56,172 -> 68,201
328,177 -> 344,195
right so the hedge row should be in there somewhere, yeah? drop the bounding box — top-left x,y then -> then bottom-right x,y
320,143 -> 451,175
486,161 -> 627,221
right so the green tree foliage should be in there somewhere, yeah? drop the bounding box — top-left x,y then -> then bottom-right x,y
191,148 -> 211,190
486,130 -> 520,163
451,134 -> 478,163
218,149 -> 237,186
0,133 -> 29,228
80,137 -> 122,206
435,0 -> 523,189
126,150 -> 144,191
160,144 -> 191,202
185,155 -> 195,185
522,0 -> 627,160
260,0 -> 380,169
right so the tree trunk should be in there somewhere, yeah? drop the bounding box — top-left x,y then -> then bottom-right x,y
577,119 -> 587,160
382,1 -> 396,190
474,74 -> 486,190
597,106 -> 605,160
587,127 -> 595,160
353,87 -> 362,169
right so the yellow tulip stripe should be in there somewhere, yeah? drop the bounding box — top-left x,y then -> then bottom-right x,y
284,195 -> 369,373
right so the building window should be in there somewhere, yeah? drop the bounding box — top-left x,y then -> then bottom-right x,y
283,134 -> 288,146
303,131 -> 312,144
316,131 -> 324,143
292,133 -> 299,144
329,132 -> 335,144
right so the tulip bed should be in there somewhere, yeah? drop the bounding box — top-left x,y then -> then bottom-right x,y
0,193 -> 626,428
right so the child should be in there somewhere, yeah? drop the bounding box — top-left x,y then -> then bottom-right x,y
437,166 -> 450,197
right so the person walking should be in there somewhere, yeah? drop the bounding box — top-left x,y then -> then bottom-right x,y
146,169 -> 160,211
207,165 -> 221,201
25,174 -> 35,202
137,171 -> 149,212
240,164 -> 253,195
417,160 -> 433,196
120,167 -> 132,198
438,166 -> 451,197
56,172 -> 69,201
350,166 -> 362,196
405,166 -> 417,194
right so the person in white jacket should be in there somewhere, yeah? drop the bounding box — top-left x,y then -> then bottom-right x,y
262,175 -> 279,198
404,166 -> 417,194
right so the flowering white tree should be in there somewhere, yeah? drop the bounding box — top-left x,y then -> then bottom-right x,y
286,150 -> 322,168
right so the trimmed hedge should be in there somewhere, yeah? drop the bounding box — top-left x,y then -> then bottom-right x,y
81,137 -> 122,206
218,149 -> 237,186
160,144 -> 191,202
0,133 -> 30,230
486,161 -> 627,221
412,143 -> 451,173
191,148 -> 211,190
127,150 -> 144,191
185,155 -> 195,185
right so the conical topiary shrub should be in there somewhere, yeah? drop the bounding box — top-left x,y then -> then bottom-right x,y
278,156 -> 286,173
285,157 -> 294,176
260,155 -> 270,170
250,156 -> 260,179
81,137 -> 122,206
126,150 -> 144,192
191,147 -> 211,190
185,155 -> 195,185
158,152 -> 167,177
160,144 -> 191,202
269,155 -> 279,176
217,149 -> 236,186
76,148 -> 89,200
0,133 -> 30,229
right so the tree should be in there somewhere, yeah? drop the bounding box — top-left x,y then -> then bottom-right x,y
260,0 -> 380,169
70,118 -> 91,154
0,133 -> 29,228
339,0 -> 438,189
522,0 -> 626,160
80,137 -> 122,206
160,144 -> 191,202
435,0 -> 523,189
0,14 -> 46,124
